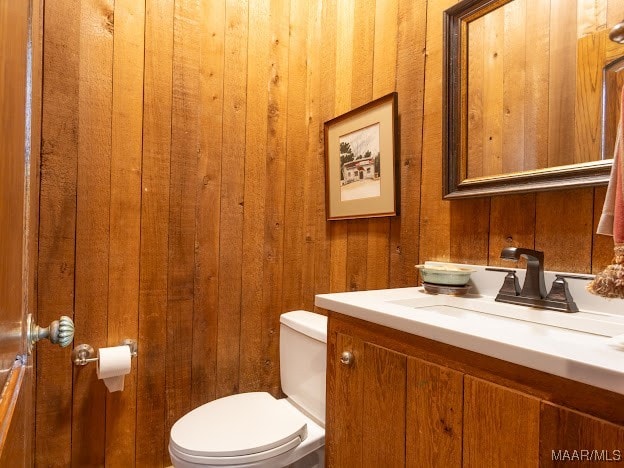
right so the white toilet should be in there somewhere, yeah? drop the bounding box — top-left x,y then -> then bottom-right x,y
169,310 -> 327,468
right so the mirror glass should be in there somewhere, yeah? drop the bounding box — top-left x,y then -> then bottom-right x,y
444,0 -> 624,198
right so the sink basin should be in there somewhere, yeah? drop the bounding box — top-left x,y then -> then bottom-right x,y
389,293 -> 624,337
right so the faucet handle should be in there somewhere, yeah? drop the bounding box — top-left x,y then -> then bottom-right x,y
553,273 -> 594,281
486,267 -> 521,296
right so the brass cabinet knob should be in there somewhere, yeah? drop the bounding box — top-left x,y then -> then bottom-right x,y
340,351 -> 354,366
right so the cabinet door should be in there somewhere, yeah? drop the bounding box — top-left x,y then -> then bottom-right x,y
407,358 -> 463,467
463,376 -> 540,467
327,333 -> 407,468
540,402 -> 624,467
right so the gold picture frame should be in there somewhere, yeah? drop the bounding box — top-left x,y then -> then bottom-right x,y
324,92 -> 398,220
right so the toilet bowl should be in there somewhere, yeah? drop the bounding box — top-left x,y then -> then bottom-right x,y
169,311 -> 327,468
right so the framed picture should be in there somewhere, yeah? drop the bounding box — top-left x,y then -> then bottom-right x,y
324,92 -> 398,220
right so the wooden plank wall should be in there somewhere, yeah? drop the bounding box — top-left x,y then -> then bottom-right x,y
467,0 -> 622,177
34,0 -> 623,466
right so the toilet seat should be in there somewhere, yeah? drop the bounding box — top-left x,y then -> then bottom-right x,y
169,392 -> 308,465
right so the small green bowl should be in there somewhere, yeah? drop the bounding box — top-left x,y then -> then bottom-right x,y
415,264 -> 475,286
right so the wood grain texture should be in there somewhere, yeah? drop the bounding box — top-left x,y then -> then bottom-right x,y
136,0 -> 173,465
406,358 -> 463,468
541,402 -> 624,467
367,0 -> 396,291
0,9 -> 32,461
419,0 -> 458,263
0,0 -> 28,397
216,0 -> 247,399
536,188 -> 594,272
548,0 -> 578,168
392,0 -> 428,287
192,0 -> 224,406
36,0 -> 80,463
450,198 -> 490,265
327,310 -> 624,426
165,0 -> 201,451
239,0 -> 269,394
575,32 -> 605,164
524,0 -> 551,171
463,376 -> 540,468
488,194 -> 536,267
33,1 -> 620,465
502,0 -> 526,174
302,0 -> 323,311
106,0 -> 145,464
361,342 -> 406,468
346,0 -> 373,294
261,0 -> 291,395
282,0 -> 310,313
71,0 -> 114,464
313,0 -> 336,306
327,332 -> 365,467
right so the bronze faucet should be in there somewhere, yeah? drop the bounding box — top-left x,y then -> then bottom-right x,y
500,247 -> 547,299
487,248 -> 593,313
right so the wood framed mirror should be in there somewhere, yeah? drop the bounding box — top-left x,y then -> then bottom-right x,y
443,0 -> 624,199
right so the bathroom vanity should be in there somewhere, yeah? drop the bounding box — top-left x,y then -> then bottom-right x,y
316,266 -> 624,467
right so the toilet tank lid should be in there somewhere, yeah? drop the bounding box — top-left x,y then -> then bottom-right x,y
280,311 -> 327,343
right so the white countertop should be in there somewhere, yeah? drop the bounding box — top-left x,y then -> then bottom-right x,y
315,264 -> 624,395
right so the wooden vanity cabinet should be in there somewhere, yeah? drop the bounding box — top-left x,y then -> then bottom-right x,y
324,310 -> 624,468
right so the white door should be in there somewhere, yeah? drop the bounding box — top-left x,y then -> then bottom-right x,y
0,0 -> 38,465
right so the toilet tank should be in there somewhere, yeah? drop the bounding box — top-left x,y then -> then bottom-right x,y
279,311 -> 327,426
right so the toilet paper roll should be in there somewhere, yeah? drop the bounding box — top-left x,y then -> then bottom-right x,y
96,345 -> 131,392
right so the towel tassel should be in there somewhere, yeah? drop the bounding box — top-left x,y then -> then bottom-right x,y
587,244 -> 624,298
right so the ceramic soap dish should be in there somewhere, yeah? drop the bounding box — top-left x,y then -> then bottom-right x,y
415,262 -> 475,286
422,282 -> 472,296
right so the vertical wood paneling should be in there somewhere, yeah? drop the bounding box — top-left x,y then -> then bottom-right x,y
450,198 -> 490,265
261,0 -> 291,394
165,0 -> 200,450
361,342 -> 406,467
540,402 -> 624,467
367,0 -> 397,290
71,0 -> 114,464
548,0 -> 578,167
467,19 -> 484,179
346,0 -> 374,293
239,0 -> 269,394
327,333 -> 365,466
482,8 -> 504,176
575,32 -> 605,164
329,0 -> 354,294
302,0 -> 323,311
35,1 -> 618,465
524,0 -> 550,171
136,0 -> 173,465
192,0 -> 225,407
282,0 -> 310,313
536,188 -> 595,272
314,0 -> 336,303
106,0 -> 145,464
419,0 -> 458,263
36,0 -> 79,463
407,358 -> 463,467
488,194 -> 536,266
464,376 -> 540,467
392,0 -> 428,287
216,0 -> 248,398
502,0 -> 526,173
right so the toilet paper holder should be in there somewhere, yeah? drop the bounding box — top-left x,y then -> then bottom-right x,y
71,339 -> 138,366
